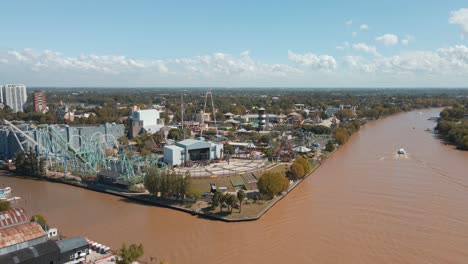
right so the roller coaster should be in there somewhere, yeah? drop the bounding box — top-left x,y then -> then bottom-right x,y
3,120 -> 165,183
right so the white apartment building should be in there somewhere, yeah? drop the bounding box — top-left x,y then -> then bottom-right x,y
1,84 -> 27,112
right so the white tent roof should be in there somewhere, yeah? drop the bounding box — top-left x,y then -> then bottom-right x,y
294,146 -> 312,153
246,143 -> 257,148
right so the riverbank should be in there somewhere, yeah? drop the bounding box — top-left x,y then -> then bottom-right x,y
1,148 -> 338,222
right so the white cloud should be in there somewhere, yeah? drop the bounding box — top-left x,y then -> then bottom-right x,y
376,34 -> 399,46
346,20 -> 353,26
0,49 -> 302,86
401,35 -> 415,45
2,46 -> 468,87
360,24 -> 369,30
344,45 -> 468,76
449,8 -> 468,37
336,41 -> 351,51
288,51 -> 337,70
353,43 -> 380,56
352,32 -> 357,37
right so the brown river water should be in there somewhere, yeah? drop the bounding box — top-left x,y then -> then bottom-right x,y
1,108 -> 468,264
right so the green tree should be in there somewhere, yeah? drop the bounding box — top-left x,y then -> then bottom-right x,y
325,140 -> 335,152
259,134 -> 271,144
219,193 -> 227,212
224,143 -> 235,155
257,171 -> 289,199
15,151 -> 26,171
144,169 -> 162,196
117,243 -> 144,264
334,127 -> 350,145
212,191 -> 222,211
296,156 -> 312,175
144,170 -> 191,199
225,194 -> 238,213
289,162 -> 305,180
168,129 -> 181,140
0,200 -> 11,212
140,149 -> 151,156
30,214 -> 48,230
118,136 -> 129,145
236,190 -> 246,213
334,109 -> 354,121
302,124 -> 331,134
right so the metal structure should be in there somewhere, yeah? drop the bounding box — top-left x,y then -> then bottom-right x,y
275,139 -> 296,162
3,120 -> 165,183
200,90 -> 218,137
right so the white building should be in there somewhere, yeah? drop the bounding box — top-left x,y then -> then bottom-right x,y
163,139 -> 224,166
163,145 -> 184,166
1,84 -> 27,112
130,109 -> 164,136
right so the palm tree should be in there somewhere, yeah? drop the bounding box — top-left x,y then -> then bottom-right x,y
212,192 -> 222,211
219,193 -> 227,212
237,190 -> 246,213
226,194 -> 238,213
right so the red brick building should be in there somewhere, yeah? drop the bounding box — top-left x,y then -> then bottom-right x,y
33,91 -> 47,112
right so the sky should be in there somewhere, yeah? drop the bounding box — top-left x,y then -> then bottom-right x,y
1,0 -> 468,87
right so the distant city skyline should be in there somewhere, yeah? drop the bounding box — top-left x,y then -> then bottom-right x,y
1,1 -> 468,87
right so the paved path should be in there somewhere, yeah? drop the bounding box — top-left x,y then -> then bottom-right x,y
175,159 -> 269,177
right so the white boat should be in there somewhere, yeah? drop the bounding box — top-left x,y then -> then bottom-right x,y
397,148 -> 406,155
0,187 -> 11,195
5,197 -> 21,202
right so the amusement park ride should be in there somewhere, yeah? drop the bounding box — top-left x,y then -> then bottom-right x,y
3,120 -> 165,183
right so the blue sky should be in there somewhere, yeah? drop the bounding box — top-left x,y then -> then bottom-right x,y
1,1 -> 468,87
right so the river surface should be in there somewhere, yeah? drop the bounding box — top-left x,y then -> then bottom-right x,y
1,108 -> 468,264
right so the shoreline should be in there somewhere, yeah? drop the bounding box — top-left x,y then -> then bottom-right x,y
0,107 -> 443,222
1,148 -> 339,222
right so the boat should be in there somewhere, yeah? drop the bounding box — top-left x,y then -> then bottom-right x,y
6,197 -> 21,202
0,187 -> 11,195
397,148 -> 406,155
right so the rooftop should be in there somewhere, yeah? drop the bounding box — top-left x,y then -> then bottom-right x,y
177,139 -> 204,146
164,145 -> 184,150
0,240 -> 60,264
0,208 -> 28,230
56,237 -> 88,253
0,222 -> 47,248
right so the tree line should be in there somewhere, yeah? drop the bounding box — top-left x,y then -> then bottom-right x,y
144,169 -> 191,199
210,190 -> 246,214
15,148 -> 46,177
436,106 -> 468,150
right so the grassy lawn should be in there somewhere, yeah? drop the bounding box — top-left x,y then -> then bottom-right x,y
191,175 -> 248,193
192,163 -> 290,194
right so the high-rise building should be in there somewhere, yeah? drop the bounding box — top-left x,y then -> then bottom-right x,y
1,84 -> 27,112
33,91 -> 47,112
